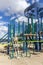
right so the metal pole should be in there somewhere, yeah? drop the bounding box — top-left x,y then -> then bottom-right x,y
35,7 -> 40,51
41,17 -> 42,31
11,20 -> 14,40
13,20 -> 15,37
31,16 -> 35,34
28,18 -> 31,33
22,21 -> 25,52
8,23 -> 11,43
18,21 -> 20,35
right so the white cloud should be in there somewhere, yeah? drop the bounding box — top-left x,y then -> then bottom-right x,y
0,21 -> 8,26
0,0 -> 10,12
32,0 -> 39,3
0,26 -> 8,32
0,0 -> 30,16
9,0 -> 30,15
36,0 -> 39,2
18,16 -> 28,22
32,0 -> 35,3
10,14 -> 21,21
0,16 -> 2,19
4,12 -> 10,16
10,16 -> 16,21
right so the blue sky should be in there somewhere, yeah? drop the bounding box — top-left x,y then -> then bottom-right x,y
0,0 -> 43,38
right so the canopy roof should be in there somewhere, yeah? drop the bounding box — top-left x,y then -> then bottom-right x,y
24,2 -> 43,18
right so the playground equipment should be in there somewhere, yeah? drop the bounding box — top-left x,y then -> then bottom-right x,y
0,2 -> 43,58
8,2 -> 43,57
0,33 -> 8,42
24,2 -> 43,51
8,19 -> 15,43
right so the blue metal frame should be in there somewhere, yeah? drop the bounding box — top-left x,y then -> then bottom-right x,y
24,2 -> 43,51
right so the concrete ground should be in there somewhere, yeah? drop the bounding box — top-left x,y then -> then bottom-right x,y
0,52 -> 43,65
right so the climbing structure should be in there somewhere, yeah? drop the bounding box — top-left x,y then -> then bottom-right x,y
24,2 -> 43,51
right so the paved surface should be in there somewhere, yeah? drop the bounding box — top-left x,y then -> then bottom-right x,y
0,52 -> 43,65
